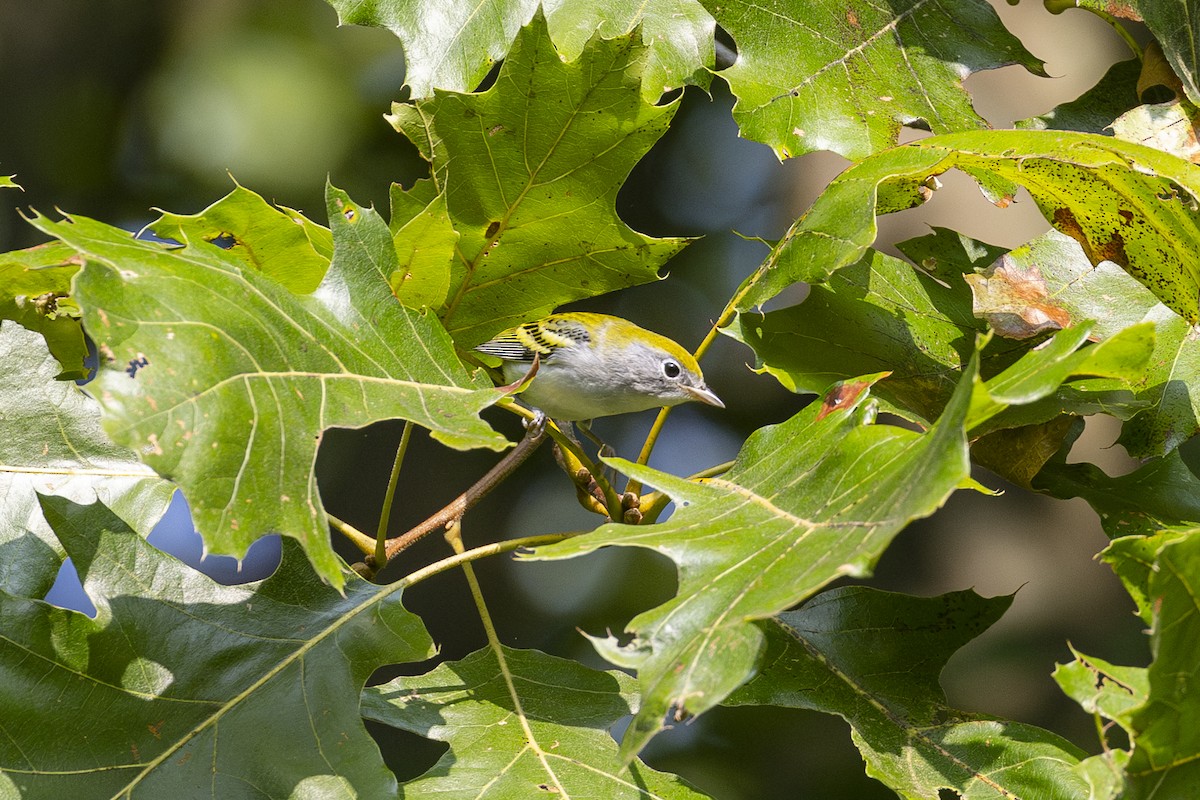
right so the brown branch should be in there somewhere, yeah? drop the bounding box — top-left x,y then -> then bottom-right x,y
379,418 -> 547,562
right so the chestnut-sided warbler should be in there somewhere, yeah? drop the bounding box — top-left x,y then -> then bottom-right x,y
475,313 -> 723,421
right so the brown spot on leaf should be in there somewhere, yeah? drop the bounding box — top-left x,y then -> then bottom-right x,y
816,379 -> 873,421
964,255 -> 1071,339
485,220 -> 501,238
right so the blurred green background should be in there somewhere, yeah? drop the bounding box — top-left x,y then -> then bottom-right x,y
2,1 -> 1152,796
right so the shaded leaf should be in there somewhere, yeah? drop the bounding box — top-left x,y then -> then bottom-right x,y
327,0 -> 713,100
387,13 -> 686,345
1038,450 -> 1200,540
31,185 -> 508,590
363,646 -> 710,798
727,587 -> 1089,799
0,495 -> 433,798
1057,1 -> 1200,107
150,182 -> 332,294
0,322 -> 172,598
0,241 -> 88,379
710,0 -> 1046,160
727,249 -> 998,426
728,249 -> 1153,443
740,130 -> 1200,327
529,365 -> 975,757
1016,57 -> 1142,134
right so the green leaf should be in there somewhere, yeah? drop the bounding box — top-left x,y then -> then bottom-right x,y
727,587 -> 1089,799
728,249 -> 1000,425
1112,98 -> 1200,164
387,184 -> 454,309
363,646 -> 710,798
917,228 -> 1193,457
1,175 -> 18,189
1053,646 -> 1147,738
1103,529 -> 1195,625
150,182 -> 332,294
710,0 -> 1046,160
0,495 -> 434,798
0,241 -> 89,380
326,1 -> 714,100
728,249 -> 1152,439
1038,451 -> 1200,540
1124,531 -> 1200,797
1016,57 -> 1142,134
30,185 -> 508,590
0,322 -> 173,598
387,13 -> 687,345
529,364 -> 975,758
741,130 -> 1200,327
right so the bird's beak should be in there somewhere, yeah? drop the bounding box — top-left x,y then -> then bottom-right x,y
684,384 -> 725,409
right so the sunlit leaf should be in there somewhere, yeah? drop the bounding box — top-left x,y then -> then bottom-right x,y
529,364 -> 975,757
0,241 -> 88,379
739,130 -> 1200,327
727,587 -> 1089,799
0,495 -> 433,798
710,0 -> 1046,159
387,184 -> 454,309
0,176 -> 18,189
30,185 -> 508,589
150,182 -> 332,294
1053,646 -> 1147,738
0,323 -> 172,598
326,0 -> 714,100
387,13 -> 686,345
363,646 -> 710,798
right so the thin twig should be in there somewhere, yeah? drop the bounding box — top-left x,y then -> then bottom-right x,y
381,419 -> 547,561
374,420 -> 414,569
328,513 -> 376,555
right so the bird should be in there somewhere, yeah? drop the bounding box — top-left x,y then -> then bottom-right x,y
474,312 -> 723,422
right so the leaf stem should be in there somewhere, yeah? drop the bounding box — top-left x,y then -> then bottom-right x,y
443,520 -> 566,794
374,421 -> 414,569
380,416 -> 546,562
327,513 -> 376,555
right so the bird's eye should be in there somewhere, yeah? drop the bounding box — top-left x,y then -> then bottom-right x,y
662,359 -> 681,379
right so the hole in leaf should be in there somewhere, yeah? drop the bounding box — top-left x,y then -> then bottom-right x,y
209,232 -> 237,249
938,789 -> 962,800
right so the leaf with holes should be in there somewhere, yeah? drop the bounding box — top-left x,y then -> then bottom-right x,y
0,241 -> 88,379
709,0 -> 1045,160
0,322 -> 174,598
528,363 -> 975,758
0,495 -> 433,797
363,646 -> 710,798
325,0 -> 713,100
726,587 -> 1089,799
31,185 -> 508,590
150,182 -> 332,294
737,130 -> 1200,328
386,12 -> 687,345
